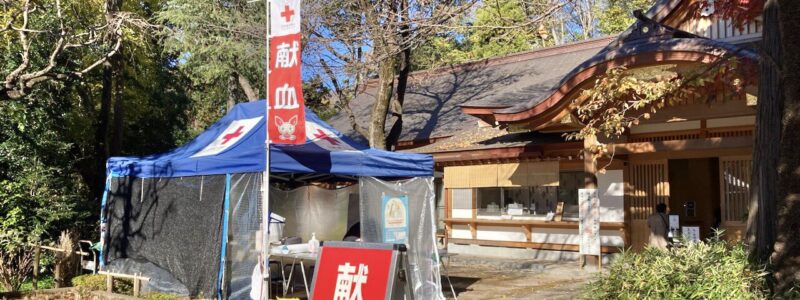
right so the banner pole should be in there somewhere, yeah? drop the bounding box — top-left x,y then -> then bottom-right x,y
262,0 -> 271,299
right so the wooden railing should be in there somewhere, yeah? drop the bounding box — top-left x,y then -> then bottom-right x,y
443,218 -> 625,253
98,271 -> 150,298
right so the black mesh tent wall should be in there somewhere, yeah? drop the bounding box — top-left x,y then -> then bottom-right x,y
103,173 -> 263,298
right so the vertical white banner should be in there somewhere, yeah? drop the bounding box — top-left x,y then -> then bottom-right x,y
579,188 -> 601,256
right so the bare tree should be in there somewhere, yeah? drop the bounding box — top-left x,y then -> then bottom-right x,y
306,0 -> 569,149
304,0 -> 476,149
0,0 -> 150,101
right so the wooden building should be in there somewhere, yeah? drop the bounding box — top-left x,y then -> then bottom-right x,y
329,0 -> 761,258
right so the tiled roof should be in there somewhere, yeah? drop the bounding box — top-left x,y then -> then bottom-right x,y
404,126 -> 568,154
326,37 -> 614,143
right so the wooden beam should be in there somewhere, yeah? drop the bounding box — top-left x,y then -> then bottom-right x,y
448,238 -> 622,254
614,136 -> 753,154
444,218 -> 625,230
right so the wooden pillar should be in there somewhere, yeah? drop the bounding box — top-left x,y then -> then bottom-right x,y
583,135 -> 598,189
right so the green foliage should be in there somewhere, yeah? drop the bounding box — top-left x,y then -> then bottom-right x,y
114,278 -> 133,295
466,0 -> 552,60
158,0 -> 265,95
567,58 -> 749,151
411,0 -> 558,70
0,0 -> 195,292
597,0 -> 656,35
303,76 -> 336,120
18,275 -> 55,292
583,236 -> 768,299
411,34 -> 471,71
71,274 -> 106,295
71,275 -> 133,296
0,97 -> 88,291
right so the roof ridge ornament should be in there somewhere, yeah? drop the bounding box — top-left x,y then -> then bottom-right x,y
611,10 -> 701,48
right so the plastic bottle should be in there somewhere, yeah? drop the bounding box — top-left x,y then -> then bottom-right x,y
308,232 -> 320,253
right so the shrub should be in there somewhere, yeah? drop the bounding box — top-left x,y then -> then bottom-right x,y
114,278 -> 133,295
582,235 -> 768,300
71,274 -> 134,296
71,274 -> 105,295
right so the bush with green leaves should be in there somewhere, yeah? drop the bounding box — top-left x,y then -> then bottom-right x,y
71,274 -> 106,295
583,236 -> 768,300
71,274 -> 134,296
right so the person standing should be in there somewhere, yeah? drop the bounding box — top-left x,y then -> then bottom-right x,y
647,203 -> 670,250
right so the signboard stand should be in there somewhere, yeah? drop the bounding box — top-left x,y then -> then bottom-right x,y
310,241 -> 414,300
578,188 -> 602,270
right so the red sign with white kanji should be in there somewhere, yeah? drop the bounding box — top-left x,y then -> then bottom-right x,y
269,0 -> 305,145
311,246 -> 395,300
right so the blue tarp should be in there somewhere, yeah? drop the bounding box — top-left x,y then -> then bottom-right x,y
106,100 -> 433,178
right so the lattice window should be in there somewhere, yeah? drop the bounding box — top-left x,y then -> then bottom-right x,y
720,157 -> 752,223
628,161 -> 670,220
707,129 -> 754,138
628,133 -> 702,143
629,128 -> 753,143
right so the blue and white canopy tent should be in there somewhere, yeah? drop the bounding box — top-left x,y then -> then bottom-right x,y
100,100 -> 443,299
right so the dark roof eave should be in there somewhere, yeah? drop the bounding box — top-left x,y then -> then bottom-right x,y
474,37 -> 758,123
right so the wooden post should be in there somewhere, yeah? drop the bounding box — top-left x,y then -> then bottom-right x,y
133,273 -> 141,297
32,245 -> 40,290
106,273 -> 113,293
583,135 -> 598,189
522,225 -> 532,242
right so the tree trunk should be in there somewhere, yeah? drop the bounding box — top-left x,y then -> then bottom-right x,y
96,61 -> 112,189
227,73 -> 238,111
236,72 -> 259,101
385,49 -> 409,150
772,0 -> 800,292
746,0 -> 782,264
385,0 -> 411,150
95,0 -> 120,197
110,47 -> 124,156
368,58 -> 396,149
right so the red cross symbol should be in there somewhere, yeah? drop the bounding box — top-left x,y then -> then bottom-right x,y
280,5 -> 295,23
313,129 -> 339,145
221,126 -> 245,144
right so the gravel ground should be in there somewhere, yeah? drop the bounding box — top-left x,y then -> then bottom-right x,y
442,260 -> 599,300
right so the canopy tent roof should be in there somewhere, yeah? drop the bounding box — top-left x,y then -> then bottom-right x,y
106,101 -> 433,178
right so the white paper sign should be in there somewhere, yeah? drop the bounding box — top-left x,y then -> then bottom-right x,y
682,226 -> 701,242
579,189 -> 601,256
669,214 -> 680,231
